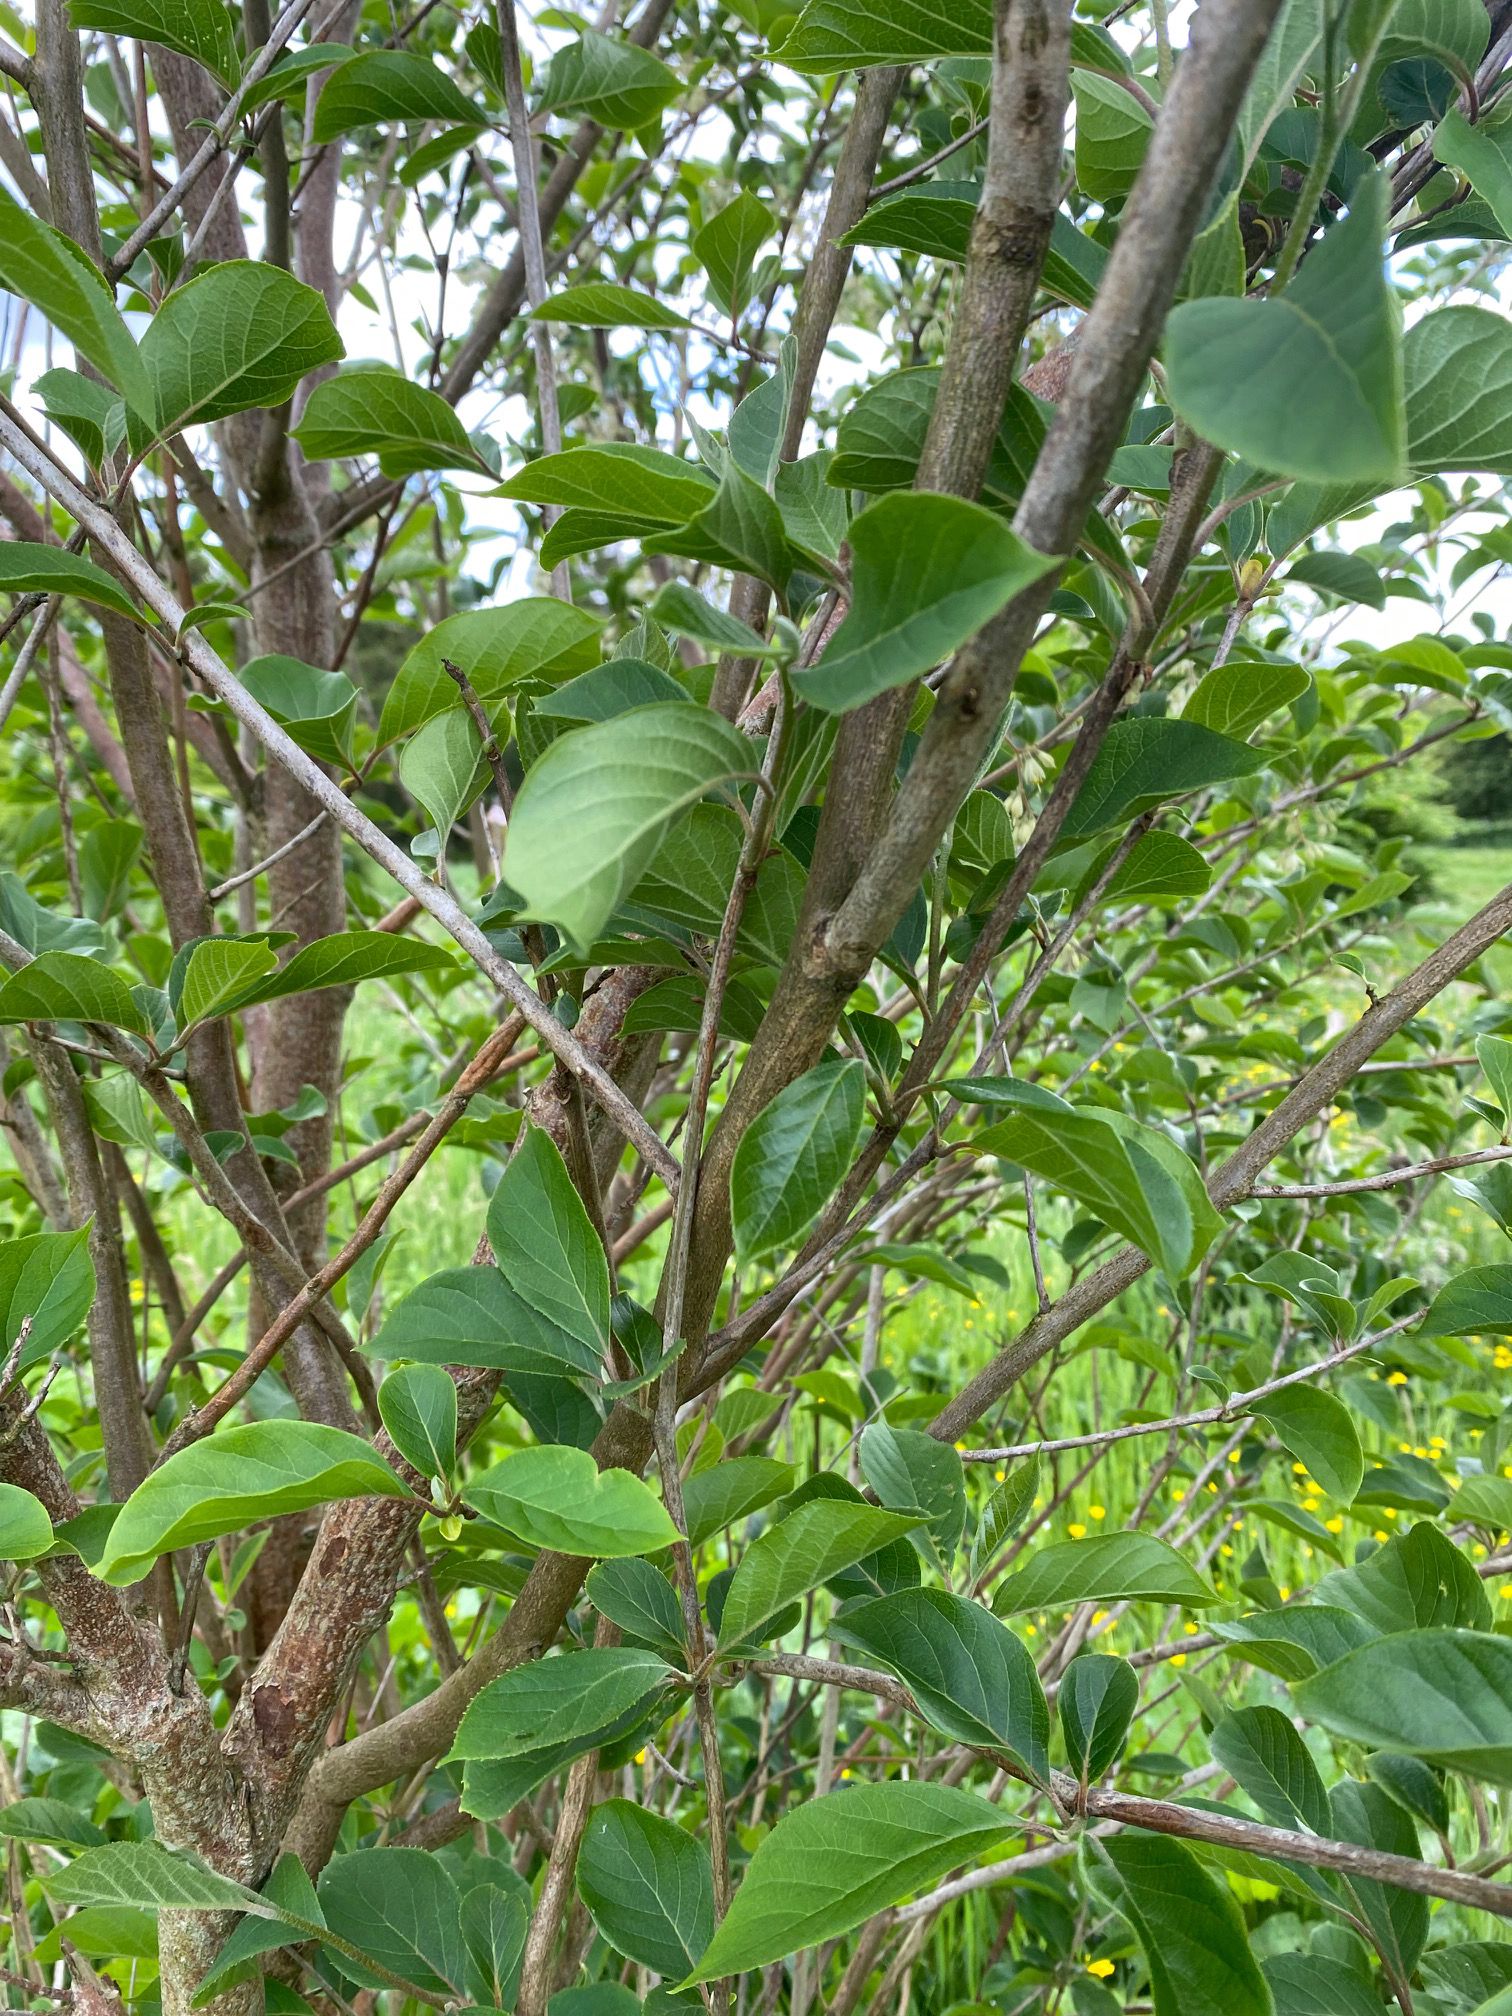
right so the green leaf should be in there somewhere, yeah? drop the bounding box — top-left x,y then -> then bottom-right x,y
975,1106 -> 1212,1280
1295,1628 -> 1512,1783
1209,1606 -> 1379,1683
1073,70 -> 1155,207
294,365 -> 489,477
459,1882 -> 527,2007
498,444 -> 713,520
773,0 -> 991,70
503,702 -> 753,952
367,1265 -> 589,1381
400,706 -> 488,842
0,1483 -> 53,1563
312,49 -> 486,140
35,366 -> 125,469
237,43 -> 358,115
1421,1264 -> 1512,1335
0,1798 -> 105,1850
451,1648 -> 673,1762
1091,1833 -> 1271,2016
1182,659 -> 1311,740
0,1226 -> 95,1369
462,1445 -> 680,1558
215,931 -> 455,1019
684,1782 -> 1011,1982
682,1457 -> 793,1548
193,1853 -> 325,2006
1060,718 -> 1265,838
486,1126 -> 612,1377
1314,1520 -> 1489,1633
1059,1653 -> 1138,1782
1166,172 -> 1404,484
0,194 -> 150,414
731,1059 -> 867,1267
537,31 -> 679,128
692,192 -> 774,322
857,1421 -> 966,1558
970,1459 -> 1039,1580
0,543 -> 141,622
140,262 -> 344,436
1210,1703 -> 1332,1834
378,1364 -> 457,1480
830,1588 -> 1049,1778
379,601 -> 601,746
177,938 -> 279,1029
96,1422 -> 409,1585
717,1500 -> 921,1647
1264,1955 -> 1393,2016
648,581 -> 786,660
578,1801 -> 714,1978
1251,1386 -> 1364,1502
991,1532 -> 1217,1615
793,493 -> 1058,714
531,280 -> 688,329
585,1557 -> 686,1655
1286,550 -> 1388,610
1448,1473 -> 1512,1526
240,655 -> 358,770
0,951 -> 151,1035
47,1840 -> 265,1915
70,0 -> 239,84
643,460 -> 793,591
318,1849 -> 466,1995
1478,1034 -> 1512,1124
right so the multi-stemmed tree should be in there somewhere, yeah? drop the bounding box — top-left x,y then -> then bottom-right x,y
4,0 -> 1512,2009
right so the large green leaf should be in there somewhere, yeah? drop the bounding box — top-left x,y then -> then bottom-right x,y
0,193 -> 150,414
451,1649 -> 673,1762
317,1849 -> 466,1996
1209,1607 -> 1380,1683
1183,659 -> 1312,740
643,461 -> 792,591
682,1457 -> 794,1548
857,1422 -> 966,1557
731,1059 -> 867,1266
991,1532 -> 1217,1615
239,656 -> 358,770
504,702 -> 754,952
975,1106 -> 1213,1279
399,707 -> 488,843
718,1501 -> 921,1647
96,1422 -> 409,1585
1209,1704 -> 1332,1834
1295,1628 -> 1512,1783
1074,70 -> 1155,207
70,0 -> 239,84
140,262 -> 343,437
312,50 -> 485,140
378,601 -> 602,745
1270,305 -> 1512,551
692,192 -> 774,322
1091,1833 -> 1271,2016
1314,1520 -> 1490,1633
0,1226 -> 95,1369
1059,718 -> 1265,838
0,951 -> 151,1035
1420,1263 -> 1512,1335
367,1266 -> 596,1381
496,444 -> 713,520
1058,1653 -> 1139,1782
793,493 -> 1058,714
536,31 -> 679,128
578,1801 -> 715,1978
485,1126 -> 612,1377
1251,1386 -> 1363,1502
773,0 -> 991,71
0,1483 -> 53,1563
685,1782 -> 1011,1981
462,1445 -> 679,1558
1166,172 -> 1403,484
0,543 -> 141,622
830,1588 -> 1049,1778
295,366 -> 489,477
531,282 -> 689,330
377,1364 -> 456,1481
